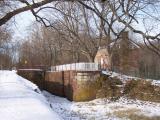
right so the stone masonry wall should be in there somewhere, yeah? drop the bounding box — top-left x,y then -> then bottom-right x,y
72,71 -> 100,101
17,70 -> 45,90
45,71 -> 64,97
18,69 -> 101,101
45,71 -> 100,101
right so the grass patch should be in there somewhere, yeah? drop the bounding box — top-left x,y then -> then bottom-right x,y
96,74 -> 122,99
109,105 -> 125,110
113,108 -> 160,120
123,80 -> 160,102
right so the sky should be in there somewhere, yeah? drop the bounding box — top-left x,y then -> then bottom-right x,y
11,12 -> 145,44
10,2 -> 160,43
12,11 -> 35,41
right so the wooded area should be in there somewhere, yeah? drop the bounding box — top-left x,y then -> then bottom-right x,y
0,0 -> 160,79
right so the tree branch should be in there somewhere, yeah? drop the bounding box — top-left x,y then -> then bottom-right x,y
0,0 -> 75,26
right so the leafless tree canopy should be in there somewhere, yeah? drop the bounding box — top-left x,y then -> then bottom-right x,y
0,0 -> 159,56
0,25 -> 13,69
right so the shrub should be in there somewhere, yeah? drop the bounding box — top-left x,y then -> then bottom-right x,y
124,79 -> 160,102
96,74 -> 122,99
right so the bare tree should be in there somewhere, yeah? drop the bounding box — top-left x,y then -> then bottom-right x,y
0,0 -> 159,55
0,25 -> 12,69
78,0 -> 160,56
1,0 -> 160,67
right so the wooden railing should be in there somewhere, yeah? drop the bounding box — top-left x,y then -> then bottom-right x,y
51,63 -> 99,71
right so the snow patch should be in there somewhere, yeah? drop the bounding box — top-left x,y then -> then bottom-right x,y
102,71 -> 160,86
43,91 -> 160,120
0,71 -> 62,120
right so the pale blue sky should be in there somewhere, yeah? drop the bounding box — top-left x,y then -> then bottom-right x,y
11,4 -> 160,43
12,11 -> 35,40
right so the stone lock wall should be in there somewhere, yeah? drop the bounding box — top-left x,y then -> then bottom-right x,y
17,70 -> 45,90
18,69 -> 101,101
45,71 -> 64,97
72,71 -> 100,101
45,71 -> 100,101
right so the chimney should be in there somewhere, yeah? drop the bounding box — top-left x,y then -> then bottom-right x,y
121,31 -> 129,42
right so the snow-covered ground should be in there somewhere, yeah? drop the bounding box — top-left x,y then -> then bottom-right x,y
0,70 -> 61,120
102,71 -> 160,86
1,70 -> 159,120
43,91 -> 160,120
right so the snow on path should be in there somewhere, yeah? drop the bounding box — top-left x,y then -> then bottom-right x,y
0,70 -> 62,120
43,91 -> 160,120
